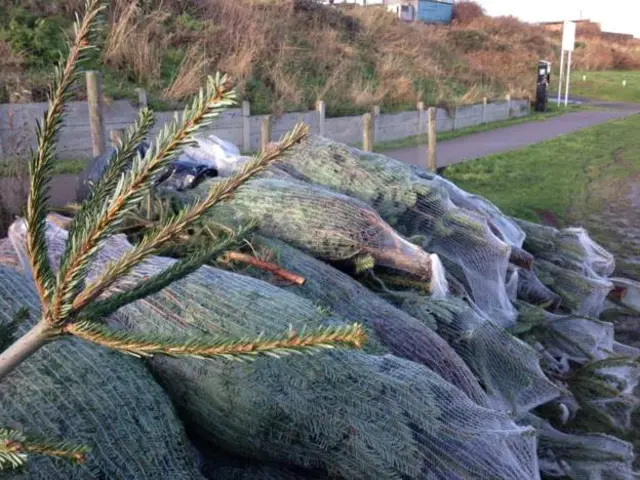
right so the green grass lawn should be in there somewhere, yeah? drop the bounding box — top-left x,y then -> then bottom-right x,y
443,114 -> 640,278
374,103 -> 585,153
553,70 -> 640,103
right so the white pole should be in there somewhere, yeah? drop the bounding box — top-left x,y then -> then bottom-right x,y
557,50 -> 565,106
564,50 -> 573,107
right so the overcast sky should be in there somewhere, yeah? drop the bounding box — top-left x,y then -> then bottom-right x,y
477,0 -> 640,37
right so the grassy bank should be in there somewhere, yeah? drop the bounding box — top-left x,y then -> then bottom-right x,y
2,1 -> 640,115
443,114 -> 640,278
566,70 -> 640,103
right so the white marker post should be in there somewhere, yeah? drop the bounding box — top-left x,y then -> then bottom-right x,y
557,50 -> 565,106
560,21 -> 576,107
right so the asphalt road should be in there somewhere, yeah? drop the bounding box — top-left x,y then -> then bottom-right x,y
386,105 -> 640,168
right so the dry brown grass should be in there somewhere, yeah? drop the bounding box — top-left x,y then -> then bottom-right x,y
572,39 -> 640,71
452,1 -> 485,25
102,0 -> 169,87
164,44 -> 212,101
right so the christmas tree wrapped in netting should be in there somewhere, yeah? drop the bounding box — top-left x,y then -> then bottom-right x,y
237,235 -> 560,414
0,265 -> 205,479
10,219 -> 541,480
226,235 -> 489,405
164,176 -> 450,296
152,135 -> 639,478
271,135 -> 519,326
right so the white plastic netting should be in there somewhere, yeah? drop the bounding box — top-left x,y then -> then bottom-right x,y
516,219 -> 616,278
522,414 -> 635,480
242,235 -> 488,405
373,289 -> 562,416
271,135 -> 517,326
169,176 -> 450,297
410,167 -> 526,249
533,259 -> 614,318
10,219 -> 541,480
514,303 -> 616,366
238,235 -> 561,416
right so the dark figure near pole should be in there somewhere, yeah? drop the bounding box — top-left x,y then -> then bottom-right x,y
535,60 -> 552,112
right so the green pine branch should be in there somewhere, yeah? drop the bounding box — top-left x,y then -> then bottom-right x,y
65,108 -> 156,245
72,123 -> 309,313
51,74 -> 237,324
0,429 -> 89,471
25,0 -> 105,306
78,224 -> 253,320
65,321 -> 366,361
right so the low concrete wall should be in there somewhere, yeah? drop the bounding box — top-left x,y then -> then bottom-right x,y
0,98 -> 530,159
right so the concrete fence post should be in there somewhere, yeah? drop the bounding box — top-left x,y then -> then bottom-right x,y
317,100 -> 326,137
86,71 -> 106,157
362,113 -> 373,152
506,94 -> 512,118
427,107 -> 437,172
242,100 -> 251,153
372,105 -> 380,145
136,88 -> 148,109
481,97 -> 488,124
417,101 -> 426,135
261,115 -> 272,151
452,106 -> 458,131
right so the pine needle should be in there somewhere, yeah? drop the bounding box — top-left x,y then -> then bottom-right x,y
65,321 -> 366,361
25,0 -> 105,307
0,429 -> 88,471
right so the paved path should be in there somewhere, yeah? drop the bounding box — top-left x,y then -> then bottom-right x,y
387,105 -> 640,168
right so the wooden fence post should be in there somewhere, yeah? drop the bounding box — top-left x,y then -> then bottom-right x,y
261,115 -> 272,151
417,101 -> 426,135
136,88 -> 148,109
481,97 -> 488,124
242,100 -> 251,153
362,113 -> 373,152
317,100 -> 326,137
372,105 -> 380,145
110,129 -> 124,148
86,71 -> 106,157
427,107 -> 437,172
506,94 -> 512,118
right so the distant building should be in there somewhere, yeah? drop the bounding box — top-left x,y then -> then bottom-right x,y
321,0 -> 454,25
385,1 -> 453,24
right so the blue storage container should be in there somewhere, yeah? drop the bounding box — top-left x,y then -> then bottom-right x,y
417,0 -> 453,24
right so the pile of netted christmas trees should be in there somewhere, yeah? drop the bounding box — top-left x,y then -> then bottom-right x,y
1,2 -> 640,479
